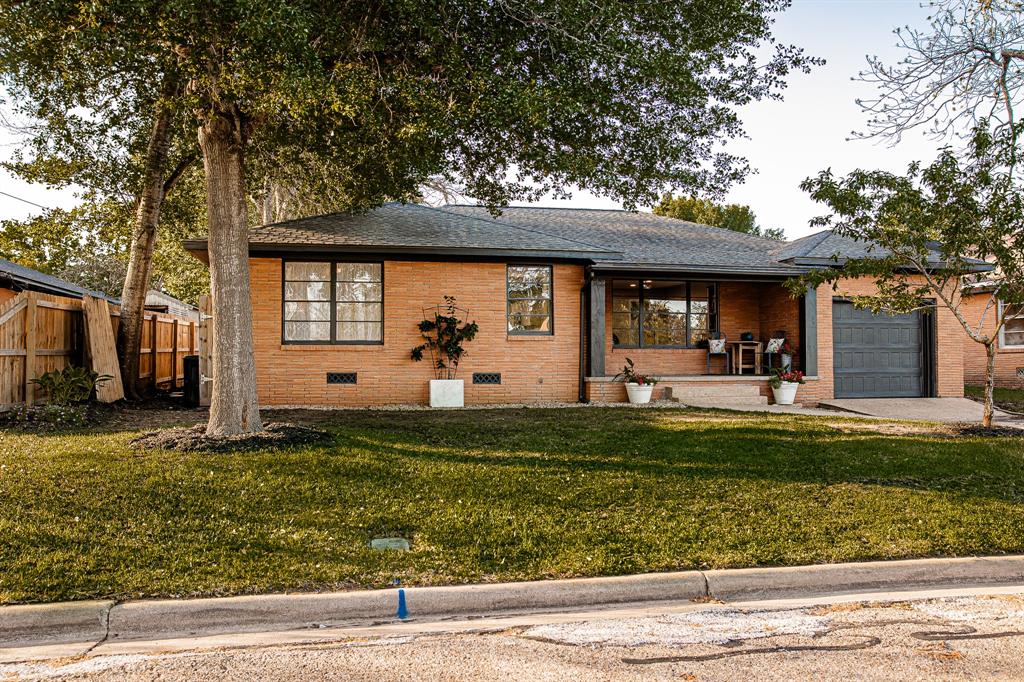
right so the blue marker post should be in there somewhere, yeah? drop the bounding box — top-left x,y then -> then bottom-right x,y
396,588 -> 408,620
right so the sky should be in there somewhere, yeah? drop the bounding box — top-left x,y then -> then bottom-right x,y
0,1 -> 943,240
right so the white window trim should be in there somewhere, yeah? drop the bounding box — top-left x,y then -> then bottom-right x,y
998,299 -> 1024,349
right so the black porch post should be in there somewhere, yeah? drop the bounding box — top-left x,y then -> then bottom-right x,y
588,277 -> 606,377
801,286 -> 818,376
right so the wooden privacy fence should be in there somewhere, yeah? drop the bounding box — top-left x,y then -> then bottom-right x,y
0,290 -> 199,410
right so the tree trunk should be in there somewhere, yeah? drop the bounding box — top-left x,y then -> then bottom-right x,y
983,341 -> 997,428
198,106 -> 263,436
118,103 -> 175,400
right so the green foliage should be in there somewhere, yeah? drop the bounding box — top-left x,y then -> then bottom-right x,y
0,0 -> 818,211
612,357 -> 659,385
411,297 -> 479,380
1,404 -> 89,428
653,194 -> 785,240
788,126 -> 1024,322
30,366 -> 111,406
2,407 -> 1024,602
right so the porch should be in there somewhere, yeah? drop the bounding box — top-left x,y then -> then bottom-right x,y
583,273 -> 819,404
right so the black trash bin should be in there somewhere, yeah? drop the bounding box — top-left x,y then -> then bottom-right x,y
183,355 -> 200,407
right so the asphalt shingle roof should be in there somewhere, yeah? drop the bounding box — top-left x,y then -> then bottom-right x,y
238,203 -> 619,260
0,258 -> 118,302
775,230 -> 991,271
443,205 -> 803,274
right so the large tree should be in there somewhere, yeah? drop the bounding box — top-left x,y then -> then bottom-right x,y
857,0 -> 1023,154
791,127 -> 1024,427
653,193 -> 785,240
2,0 -> 815,436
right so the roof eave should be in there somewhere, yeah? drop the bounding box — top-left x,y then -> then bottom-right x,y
589,261 -> 810,276
182,239 -> 622,263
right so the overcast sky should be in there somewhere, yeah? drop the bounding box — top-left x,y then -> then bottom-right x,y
0,1 -> 942,239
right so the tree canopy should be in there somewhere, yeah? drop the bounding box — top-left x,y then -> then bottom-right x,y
790,126 -> 1024,426
653,194 -> 785,240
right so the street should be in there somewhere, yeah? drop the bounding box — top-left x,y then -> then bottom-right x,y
5,590 -> 1024,680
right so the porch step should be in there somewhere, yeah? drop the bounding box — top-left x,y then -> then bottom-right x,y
676,396 -> 770,407
664,384 -> 764,399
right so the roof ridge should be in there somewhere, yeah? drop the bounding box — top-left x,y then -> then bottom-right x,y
431,205 -> 619,254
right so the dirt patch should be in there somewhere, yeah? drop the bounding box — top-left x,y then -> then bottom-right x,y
951,424 -> 1024,438
130,422 -> 334,453
826,421 -> 945,437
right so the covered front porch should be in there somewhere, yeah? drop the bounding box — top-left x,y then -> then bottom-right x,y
583,270 -> 819,404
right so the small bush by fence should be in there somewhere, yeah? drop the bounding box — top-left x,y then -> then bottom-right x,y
0,291 -> 199,410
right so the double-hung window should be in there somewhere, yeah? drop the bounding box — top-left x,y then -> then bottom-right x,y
611,280 -> 717,348
283,261 -> 383,344
1000,300 -> 1024,349
507,265 -> 553,334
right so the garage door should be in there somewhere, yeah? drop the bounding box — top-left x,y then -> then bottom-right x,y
832,301 -> 925,398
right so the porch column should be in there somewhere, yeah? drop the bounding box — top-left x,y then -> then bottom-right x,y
801,286 -> 818,376
588,278 -> 606,377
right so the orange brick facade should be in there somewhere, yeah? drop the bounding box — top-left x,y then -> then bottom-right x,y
961,291 -> 1024,388
249,259 -> 966,407
251,258 -> 585,406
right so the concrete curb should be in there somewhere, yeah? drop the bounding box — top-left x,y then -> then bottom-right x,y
0,600 -> 114,649
3,555 -> 1024,650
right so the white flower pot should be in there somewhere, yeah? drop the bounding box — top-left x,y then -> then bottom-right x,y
625,383 -> 654,405
429,379 -> 464,407
772,381 -> 799,405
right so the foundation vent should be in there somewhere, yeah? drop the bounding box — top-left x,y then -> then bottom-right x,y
473,372 -> 502,385
327,372 -> 357,385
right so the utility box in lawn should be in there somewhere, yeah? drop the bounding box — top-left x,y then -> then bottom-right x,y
183,355 -> 200,407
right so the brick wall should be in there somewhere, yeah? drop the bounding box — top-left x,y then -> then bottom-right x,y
961,290 -> 1024,388
250,258 -> 584,406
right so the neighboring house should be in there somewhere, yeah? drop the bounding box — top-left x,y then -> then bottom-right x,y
0,258 -> 119,304
184,203 -> 980,407
145,289 -> 199,321
961,281 -> 1024,388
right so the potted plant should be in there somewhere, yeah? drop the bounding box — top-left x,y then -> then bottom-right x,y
779,339 -> 797,372
411,296 -> 479,407
613,358 -> 659,404
769,369 -> 805,405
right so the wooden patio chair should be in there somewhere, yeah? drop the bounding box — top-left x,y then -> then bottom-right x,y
763,330 -> 788,373
706,331 -> 730,375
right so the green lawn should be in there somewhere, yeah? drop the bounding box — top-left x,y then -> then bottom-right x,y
2,407 -> 1024,604
966,384 -> 1024,412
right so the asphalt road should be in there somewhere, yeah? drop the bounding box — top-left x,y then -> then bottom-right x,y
6,593 -> 1024,680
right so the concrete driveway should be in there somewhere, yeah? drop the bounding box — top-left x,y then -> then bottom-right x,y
818,397 -> 1019,425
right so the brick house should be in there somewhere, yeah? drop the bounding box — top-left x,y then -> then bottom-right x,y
184,203 -> 974,407
961,282 -> 1024,389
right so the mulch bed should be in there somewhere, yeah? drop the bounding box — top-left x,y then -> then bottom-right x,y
130,422 -> 334,453
952,424 -> 1024,438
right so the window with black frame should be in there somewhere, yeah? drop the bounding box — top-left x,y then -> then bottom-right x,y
611,280 -> 716,348
507,265 -> 553,334
283,261 -> 382,343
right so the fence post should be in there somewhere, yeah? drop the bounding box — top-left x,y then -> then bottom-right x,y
24,292 -> 37,406
198,295 -> 213,407
150,314 -> 158,391
171,318 -> 179,389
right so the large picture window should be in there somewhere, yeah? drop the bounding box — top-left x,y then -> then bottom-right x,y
283,261 -> 382,344
612,280 -> 717,348
507,265 -> 553,334
1001,300 -> 1024,349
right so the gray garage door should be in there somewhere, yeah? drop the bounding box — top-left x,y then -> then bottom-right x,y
832,301 -> 925,398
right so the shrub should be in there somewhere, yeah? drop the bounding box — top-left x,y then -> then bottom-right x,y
30,366 -> 110,406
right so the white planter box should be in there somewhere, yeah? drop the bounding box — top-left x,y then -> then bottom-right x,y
625,383 -> 655,405
429,379 -> 464,408
772,381 -> 799,405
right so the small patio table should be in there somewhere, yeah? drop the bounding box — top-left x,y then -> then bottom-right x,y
730,341 -> 763,375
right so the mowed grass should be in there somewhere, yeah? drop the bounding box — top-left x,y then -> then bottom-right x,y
2,407 -> 1024,604
966,384 -> 1024,412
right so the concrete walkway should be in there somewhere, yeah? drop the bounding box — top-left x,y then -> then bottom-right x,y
818,397 -> 1018,425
